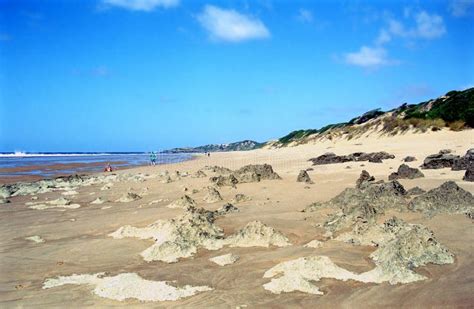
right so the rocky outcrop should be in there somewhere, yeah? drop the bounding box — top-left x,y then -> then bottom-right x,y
233,164 -> 281,183
167,195 -> 197,209
453,149 -> 474,171
304,180 -> 407,215
210,174 -> 239,187
297,170 -> 314,184
408,181 -> 474,216
192,170 -> 207,178
406,186 -> 426,196
309,151 -> 395,165
463,164 -> 474,182
388,164 -> 424,180
215,203 -> 239,215
203,187 -> 223,203
355,170 -> 375,188
210,164 -> 281,186
226,221 -> 291,248
421,150 -> 460,169
202,166 -> 233,175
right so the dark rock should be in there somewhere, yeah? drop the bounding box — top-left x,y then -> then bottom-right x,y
215,203 -> 239,215
309,151 -> 394,165
233,164 -> 281,183
389,164 -> 424,180
297,170 -> 314,184
356,170 -> 375,188
408,181 -> 474,216
403,156 -> 417,162
210,174 -> 238,187
452,149 -> 474,171
463,164 -> 474,182
421,150 -> 460,169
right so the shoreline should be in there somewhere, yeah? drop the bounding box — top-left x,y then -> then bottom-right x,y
0,154 -> 201,185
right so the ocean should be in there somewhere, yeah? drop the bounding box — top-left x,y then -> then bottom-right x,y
0,152 -> 193,180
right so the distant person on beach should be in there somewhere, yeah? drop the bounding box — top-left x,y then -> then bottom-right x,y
104,163 -> 113,172
207,152 -> 210,157
150,151 -> 157,166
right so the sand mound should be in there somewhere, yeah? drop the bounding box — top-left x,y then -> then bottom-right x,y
408,181 -> 474,216
167,195 -> 197,209
116,192 -> 142,203
100,183 -> 113,191
388,164 -> 424,180
209,253 -> 239,266
304,240 -> 322,248
203,187 -> 223,203
43,272 -> 212,302
231,194 -> 251,203
25,235 -> 45,243
226,221 -> 291,248
297,170 -> 314,184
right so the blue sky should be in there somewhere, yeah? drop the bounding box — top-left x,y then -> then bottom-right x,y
1,0 -> 473,152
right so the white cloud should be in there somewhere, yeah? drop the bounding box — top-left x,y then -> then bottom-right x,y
297,9 -> 313,23
414,11 -> 446,39
344,46 -> 391,68
102,0 -> 179,11
386,11 -> 446,40
449,0 -> 474,17
375,29 -> 391,45
197,5 -> 270,42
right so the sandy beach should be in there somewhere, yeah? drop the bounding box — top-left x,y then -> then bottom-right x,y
1,129 -> 473,308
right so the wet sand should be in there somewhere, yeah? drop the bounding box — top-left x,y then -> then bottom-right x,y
0,129 -> 473,308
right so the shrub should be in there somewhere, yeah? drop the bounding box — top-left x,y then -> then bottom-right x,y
448,120 -> 465,131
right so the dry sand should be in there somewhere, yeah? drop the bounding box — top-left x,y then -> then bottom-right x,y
0,129 -> 473,307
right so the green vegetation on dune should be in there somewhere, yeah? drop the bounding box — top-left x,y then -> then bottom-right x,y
275,87 -> 474,146
404,88 -> 474,127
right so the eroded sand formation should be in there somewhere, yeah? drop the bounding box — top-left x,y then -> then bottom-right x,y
110,207 -> 290,263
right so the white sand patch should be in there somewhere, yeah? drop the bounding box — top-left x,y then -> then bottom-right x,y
62,190 -> 78,196
28,197 -> 80,210
226,221 -> 291,248
101,206 -> 112,210
209,253 -> 239,266
90,197 -> 106,205
25,235 -> 45,243
148,199 -> 165,205
43,272 -> 212,302
263,256 -> 362,295
304,240 -> 322,248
